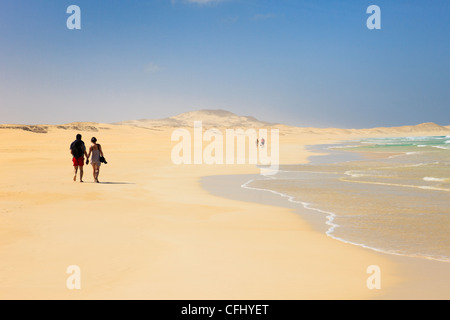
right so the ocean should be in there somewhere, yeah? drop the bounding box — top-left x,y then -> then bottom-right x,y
244,136 -> 450,262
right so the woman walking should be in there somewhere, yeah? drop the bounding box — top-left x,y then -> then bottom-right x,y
86,137 -> 105,183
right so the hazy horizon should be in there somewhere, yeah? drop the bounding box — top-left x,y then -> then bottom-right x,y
1,108 -> 449,130
1,0 -> 449,128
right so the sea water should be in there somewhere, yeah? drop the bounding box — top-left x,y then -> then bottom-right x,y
245,136 -> 450,262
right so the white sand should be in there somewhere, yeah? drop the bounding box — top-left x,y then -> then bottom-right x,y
0,114 -> 448,299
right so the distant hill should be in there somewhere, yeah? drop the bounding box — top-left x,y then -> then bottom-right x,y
1,110 -> 449,135
116,109 -> 273,128
356,122 -> 450,135
0,123 -> 106,134
116,110 -> 450,135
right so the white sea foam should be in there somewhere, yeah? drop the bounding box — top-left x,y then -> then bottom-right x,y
404,136 -> 430,141
407,162 -> 437,167
241,177 -> 340,237
240,177 -> 450,262
341,178 -> 450,192
329,145 -> 360,149
344,171 -> 368,178
378,163 -> 430,170
344,170 -> 387,178
388,151 -> 421,159
423,177 -> 447,182
397,136 -> 443,142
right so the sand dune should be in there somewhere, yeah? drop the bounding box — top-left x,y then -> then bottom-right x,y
0,125 -> 49,134
117,109 -> 273,129
358,122 -> 449,135
0,123 -> 107,134
116,110 -> 449,137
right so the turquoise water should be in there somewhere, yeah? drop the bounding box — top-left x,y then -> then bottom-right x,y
357,136 -> 450,150
246,136 -> 450,262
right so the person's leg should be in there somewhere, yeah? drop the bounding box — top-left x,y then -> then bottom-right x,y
73,166 -> 78,181
79,166 -> 84,182
93,164 -> 100,183
92,163 -> 96,181
96,165 -> 101,183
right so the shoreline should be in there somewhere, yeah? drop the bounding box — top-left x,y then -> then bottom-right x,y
200,139 -> 450,299
201,173 -> 449,299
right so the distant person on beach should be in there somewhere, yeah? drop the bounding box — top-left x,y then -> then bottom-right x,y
256,138 -> 259,148
260,138 -> 265,148
70,134 -> 88,182
86,137 -> 105,183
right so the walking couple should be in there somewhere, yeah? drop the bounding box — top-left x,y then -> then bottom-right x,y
70,134 -> 106,183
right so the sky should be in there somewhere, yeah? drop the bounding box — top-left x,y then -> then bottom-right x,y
0,0 -> 449,128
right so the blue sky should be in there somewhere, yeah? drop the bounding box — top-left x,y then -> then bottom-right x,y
0,0 -> 449,128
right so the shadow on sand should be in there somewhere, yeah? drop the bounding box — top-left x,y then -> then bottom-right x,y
81,181 -> 135,185
99,182 -> 135,185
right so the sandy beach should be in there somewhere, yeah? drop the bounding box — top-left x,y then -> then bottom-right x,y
0,116 -> 449,299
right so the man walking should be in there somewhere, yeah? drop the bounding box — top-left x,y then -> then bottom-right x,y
70,134 -> 88,182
